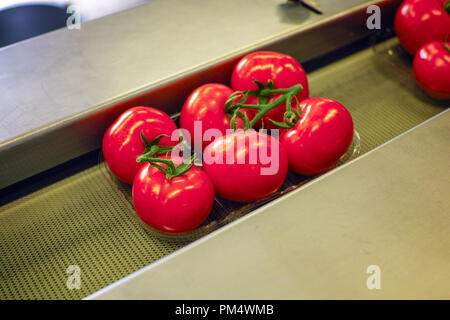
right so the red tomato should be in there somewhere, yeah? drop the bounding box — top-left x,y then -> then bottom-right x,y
413,41 -> 450,99
394,0 -> 450,55
231,51 -> 309,102
180,83 -> 254,151
202,131 -> 288,202
103,106 -> 179,184
280,98 -> 354,176
133,156 -> 215,233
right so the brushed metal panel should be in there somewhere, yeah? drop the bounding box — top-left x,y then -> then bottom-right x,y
88,109 -> 450,299
0,0 -> 401,189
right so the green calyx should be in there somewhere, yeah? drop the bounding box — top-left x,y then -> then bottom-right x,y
442,42 -> 450,54
442,35 -> 450,53
140,132 -> 180,157
444,0 -> 450,14
224,80 -> 303,130
137,132 -> 193,179
137,153 -> 195,180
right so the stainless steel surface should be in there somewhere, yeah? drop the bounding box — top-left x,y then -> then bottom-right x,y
88,109 -> 450,299
0,0 -> 401,189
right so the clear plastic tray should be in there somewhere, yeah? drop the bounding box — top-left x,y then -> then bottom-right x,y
99,124 -> 360,240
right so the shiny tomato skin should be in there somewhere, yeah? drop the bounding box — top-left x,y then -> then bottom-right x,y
180,83 -> 253,151
102,106 -> 179,184
202,131 -> 288,202
132,157 -> 215,233
413,41 -> 450,99
394,0 -> 450,55
231,51 -> 309,101
280,98 -> 354,176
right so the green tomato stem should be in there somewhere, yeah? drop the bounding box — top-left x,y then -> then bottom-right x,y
444,0 -> 450,14
225,80 -> 303,130
136,154 -> 195,180
137,132 -> 192,179
443,35 -> 450,54
139,132 -> 181,159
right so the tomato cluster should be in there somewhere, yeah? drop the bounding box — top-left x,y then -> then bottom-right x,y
395,0 -> 450,99
102,51 -> 354,234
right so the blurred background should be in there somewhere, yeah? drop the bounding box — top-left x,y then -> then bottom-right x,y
0,0 -> 150,47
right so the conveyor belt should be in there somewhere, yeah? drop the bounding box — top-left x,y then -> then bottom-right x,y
0,39 -> 447,299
